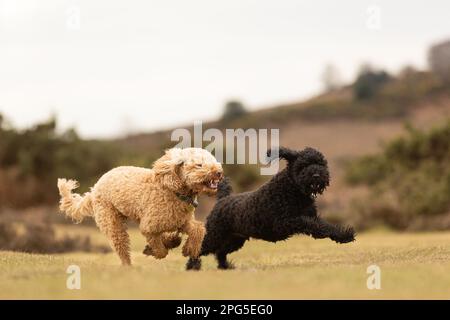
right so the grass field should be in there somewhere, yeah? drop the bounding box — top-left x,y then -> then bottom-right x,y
1,226 -> 450,299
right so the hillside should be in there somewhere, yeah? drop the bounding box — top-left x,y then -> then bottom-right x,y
117,70 -> 450,222
0,68 -> 449,238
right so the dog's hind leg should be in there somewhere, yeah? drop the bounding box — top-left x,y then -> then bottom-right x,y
139,216 -> 169,259
141,233 -> 169,259
214,237 -> 247,269
148,235 -> 169,259
143,232 -> 181,256
94,201 -> 131,266
216,252 -> 234,270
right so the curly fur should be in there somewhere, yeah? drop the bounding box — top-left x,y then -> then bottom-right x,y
57,147 -> 223,266
186,146 -> 355,270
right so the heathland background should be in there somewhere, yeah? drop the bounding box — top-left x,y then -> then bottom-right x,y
1,37 -> 450,299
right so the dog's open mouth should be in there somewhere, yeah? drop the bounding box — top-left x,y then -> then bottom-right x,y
310,184 -> 325,199
204,179 -> 220,190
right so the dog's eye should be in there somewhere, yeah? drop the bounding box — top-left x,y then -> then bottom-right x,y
195,163 -> 203,168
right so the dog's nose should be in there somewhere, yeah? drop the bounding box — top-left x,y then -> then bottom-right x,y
215,171 -> 223,179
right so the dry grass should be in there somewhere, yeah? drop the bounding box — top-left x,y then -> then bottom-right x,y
1,226 -> 449,299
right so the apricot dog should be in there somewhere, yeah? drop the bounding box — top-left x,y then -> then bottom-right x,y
57,148 -> 223,265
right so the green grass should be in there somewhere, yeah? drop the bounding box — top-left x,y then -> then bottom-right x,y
1,226 -> 450,299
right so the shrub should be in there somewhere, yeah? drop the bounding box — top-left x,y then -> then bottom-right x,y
353,65 -> 391,100
0,219 -> 110,254
221,101 -> 248,122
345,122 -> 450,230
0,116 -> 151,208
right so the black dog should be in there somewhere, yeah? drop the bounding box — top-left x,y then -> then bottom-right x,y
186,147 -> 355,270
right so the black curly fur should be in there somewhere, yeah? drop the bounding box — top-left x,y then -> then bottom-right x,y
186,146 -> 356,270
216,177 -> 233,199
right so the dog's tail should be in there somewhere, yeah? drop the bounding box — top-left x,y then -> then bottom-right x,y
217,177 -> 232,199
57,178 -> 93,223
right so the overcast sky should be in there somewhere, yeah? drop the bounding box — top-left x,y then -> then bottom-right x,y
0,0 -> 449,138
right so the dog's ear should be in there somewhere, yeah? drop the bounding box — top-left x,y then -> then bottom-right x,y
266,146 -> 300,162
152,149 -> 185,190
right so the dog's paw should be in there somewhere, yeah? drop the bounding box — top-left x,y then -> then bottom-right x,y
143,245 -> 153,256
153,249 -> 169,259
143,245 -> 168,259
218,260 -> 235,270
331,227 -> 356,244
186,258 -> 202,271
162,233 -> 182,249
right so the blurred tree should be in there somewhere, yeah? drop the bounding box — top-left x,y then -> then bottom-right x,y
0,116 -> 145,208
428,39 -> 450,84
0,113 -> 12,130
221,100 -> 247,122
346,121 -> 450,229
321,64 -> 342,92
398,65 -> 417,79
353,64 -> 391,100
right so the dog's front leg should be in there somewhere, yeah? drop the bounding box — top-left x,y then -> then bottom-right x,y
307,216 -> 355,244
181,219 -> 206,258
284,215 -> 355,244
